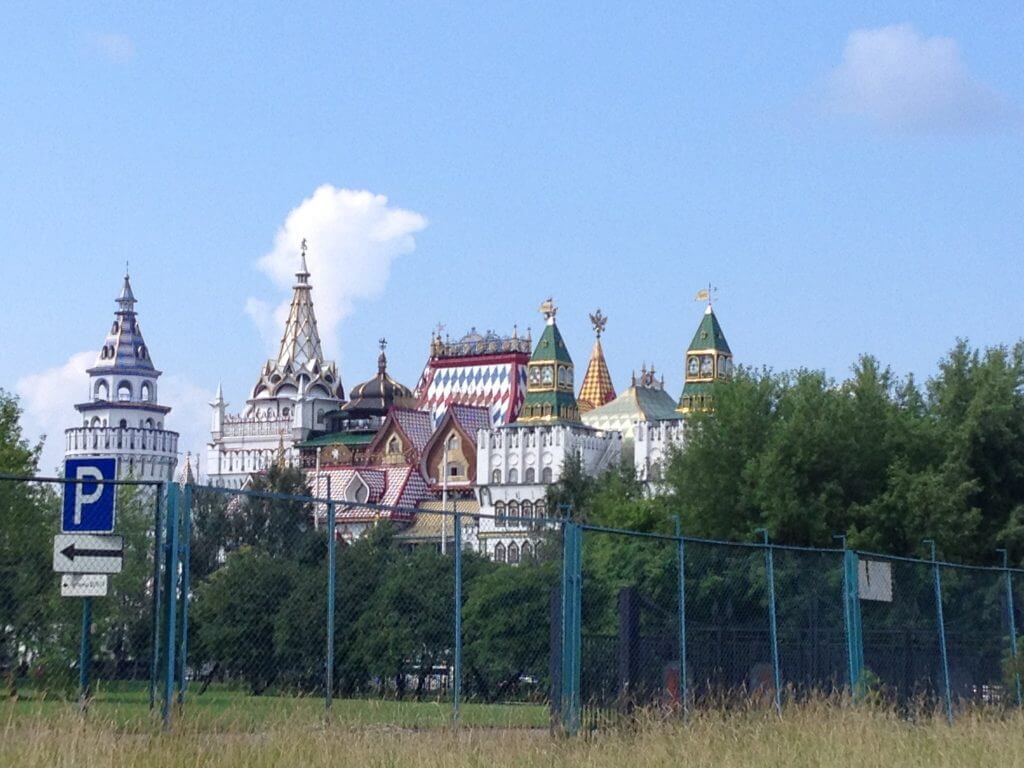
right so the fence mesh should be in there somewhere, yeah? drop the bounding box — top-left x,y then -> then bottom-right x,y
7,474 -> 1024,730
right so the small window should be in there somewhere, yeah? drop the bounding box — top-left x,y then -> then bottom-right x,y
541,467 -> 553,483
495,501 -> 506,527
521,500 -> 533,519
491,469 -> 502,484
494,543 -> 506,563
525,467 -> 536,483
447,462 -> 461,478
446,433 -> 460,450
508,501 -> 519,525
522,541 -> 533,560
117,381 -> 132,402
508,542 -> 520,565
535,501 -> 546,518
387,436 -> 402,454
508,468 -> 519,484
94,380 -> 109,401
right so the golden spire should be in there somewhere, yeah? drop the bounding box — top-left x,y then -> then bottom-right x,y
578,310 -> 616,414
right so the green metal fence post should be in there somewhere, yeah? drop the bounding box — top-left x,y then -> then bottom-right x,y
176,483 -> 192,707
756,528 -> 782,715
998,549 -> 1021,708
560,521 -> 582,734
148,482 -> 164,711
924,539 -> 954,724
674,516 -> 687,716
325,499 -> 336,711
78,596 -> 92,708
843,547 -> 865,699
453,503 -> 463,726
161,482 -> 180,728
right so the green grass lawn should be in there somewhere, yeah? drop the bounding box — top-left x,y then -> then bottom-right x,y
2,681 -> 550,731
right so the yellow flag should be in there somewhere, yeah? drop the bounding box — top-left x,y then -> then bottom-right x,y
694,289 -> 709,302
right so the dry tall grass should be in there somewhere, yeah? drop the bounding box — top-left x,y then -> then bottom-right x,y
4,702 -> 1024,767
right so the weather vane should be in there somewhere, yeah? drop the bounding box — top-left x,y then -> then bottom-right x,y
301,238 -> 308,255
694,283 -> 718,306
378,337 -> 388,352
539,297 -> 557,322
589,309 -> 608,338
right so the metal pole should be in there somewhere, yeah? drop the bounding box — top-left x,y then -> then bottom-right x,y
176,483 -> 192,706
559,521 -> 582,734
148,482 -> 164,710
675,516 -> 687,716
326,498 -> 336,710
441,441 -> 448,555
78,596 -> 92,708
925,539 -> 954,724
998,549 -> 1021,707
162,482 -> 180,728
453,500 -> 463,725
757,529 -> 782,715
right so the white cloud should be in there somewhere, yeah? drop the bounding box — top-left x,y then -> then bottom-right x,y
16,351 -> 212,480
16,351 -> 95,475
827,24 -> 1014,132
250,186 -> 428,356
95,33 -> 136,64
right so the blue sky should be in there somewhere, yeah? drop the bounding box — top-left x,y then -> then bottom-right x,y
2,2 -> 1022,473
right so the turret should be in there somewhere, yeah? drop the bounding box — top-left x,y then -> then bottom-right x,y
678,295 -> 733,413
518,299 -> 580,424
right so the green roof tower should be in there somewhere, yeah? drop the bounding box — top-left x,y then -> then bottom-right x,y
518,299 -> 581,423
678,301 -> 733,413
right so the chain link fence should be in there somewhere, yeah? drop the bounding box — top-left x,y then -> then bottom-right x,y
5,473 -> 1024,732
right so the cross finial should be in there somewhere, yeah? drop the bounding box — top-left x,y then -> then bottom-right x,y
301,238 -> 307,255
379,337 -> 387,352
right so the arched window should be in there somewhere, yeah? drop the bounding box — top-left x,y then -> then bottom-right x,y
522,541 -> 533,561
541,467 -> 553,483
508,468 -> 518,484
495,501 -> 506,527
521,500 -> 533,521
525,467 -> 536,483
387,436 -> 402,455
494,543 -> 506,563
118,419 -> 128,429
140,382 -> 152,402
508,542 -> 520,565
117,381 -> 132,402
94,380 -> 109,401
447,433 -> 460,450
535,500 -> 546,519
491,469 -> 502,484
507,501 -> 519,526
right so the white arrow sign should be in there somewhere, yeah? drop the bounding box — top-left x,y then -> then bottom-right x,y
61,573 -> 109,597
53,534 -> 124,574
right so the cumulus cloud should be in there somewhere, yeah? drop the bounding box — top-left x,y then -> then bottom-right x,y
250,186 -> 428,356
95,32 -> 136,64
827,24 -> 1015,132
16,351 -> 212,480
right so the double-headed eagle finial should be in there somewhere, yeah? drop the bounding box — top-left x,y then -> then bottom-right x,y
589,309 -> 608,338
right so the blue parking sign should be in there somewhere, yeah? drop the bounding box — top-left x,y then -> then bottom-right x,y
62,457 -> 118,533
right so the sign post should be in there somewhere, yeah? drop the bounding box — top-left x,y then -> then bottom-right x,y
58,457 -> 119,706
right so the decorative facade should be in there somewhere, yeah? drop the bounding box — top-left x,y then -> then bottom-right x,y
415,327 -> 531,427
207,241 -> 344,487
475,300 -> 621,562
65,273 -> 179,480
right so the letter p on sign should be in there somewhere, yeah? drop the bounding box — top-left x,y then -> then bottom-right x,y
62,457 -> 118,533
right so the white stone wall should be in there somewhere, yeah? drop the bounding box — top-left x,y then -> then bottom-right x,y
633,420 -> 685,487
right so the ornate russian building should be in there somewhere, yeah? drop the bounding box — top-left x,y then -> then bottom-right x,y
634,299 -> 734,486
415,326 -> 532,426
475,300 -> 621,562
206,242 -> 344,487
64,272 -> 179,480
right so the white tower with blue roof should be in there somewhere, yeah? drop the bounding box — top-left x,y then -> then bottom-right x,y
64,272 -> 179,480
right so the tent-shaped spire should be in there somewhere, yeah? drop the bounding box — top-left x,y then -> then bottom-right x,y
679,303 -> 734,413
91,271 -> 157,373
577,309 -> 616,414
275,238 -> 326,369
518,299 -> 580,423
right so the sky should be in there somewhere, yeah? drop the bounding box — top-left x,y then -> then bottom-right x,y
1,2 -> 1022,476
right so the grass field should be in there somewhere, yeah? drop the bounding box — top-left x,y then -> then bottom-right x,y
4,694 -> 1024,767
